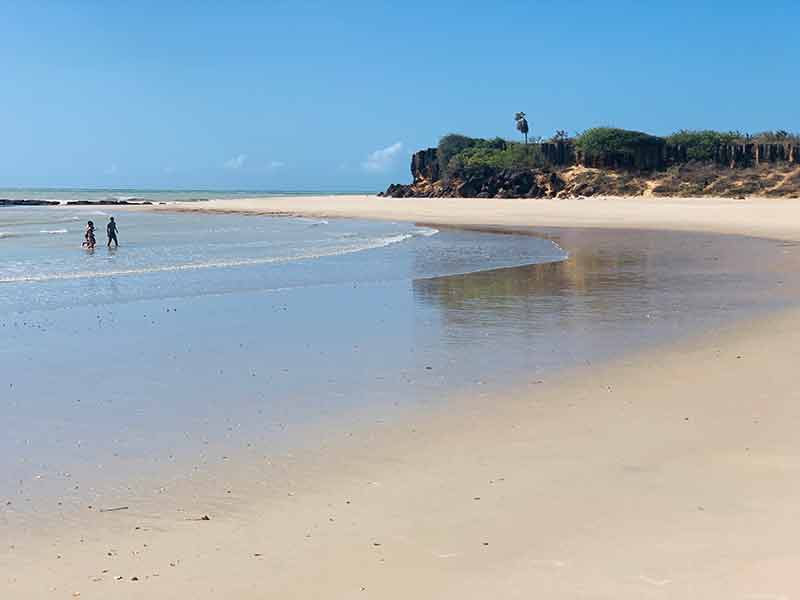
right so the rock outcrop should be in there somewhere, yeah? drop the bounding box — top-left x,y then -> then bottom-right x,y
410,147 -> 440,182
0,199 -> 155,207
381,142 -> 800,199
0,199 -> 60,206
65,200 -> 153,206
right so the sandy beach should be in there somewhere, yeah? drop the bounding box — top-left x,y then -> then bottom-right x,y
5,195 -> 800,599
153,194 -> 800,241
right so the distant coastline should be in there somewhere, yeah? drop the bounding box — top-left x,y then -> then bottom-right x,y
0,188 -> 376,207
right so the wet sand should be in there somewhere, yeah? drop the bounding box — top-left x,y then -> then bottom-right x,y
5,308 -> 800,598
5,195 -> 800,598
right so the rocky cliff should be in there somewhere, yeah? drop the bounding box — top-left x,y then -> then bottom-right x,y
381,142 -> 800,199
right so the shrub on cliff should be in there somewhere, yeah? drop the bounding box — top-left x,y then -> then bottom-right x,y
438,135 -> 508,180
752,130 -> 800,144
438,135 -> 479,180
456,142 -> 548,171
666,130 -> 741,161
575,127 -> 664,160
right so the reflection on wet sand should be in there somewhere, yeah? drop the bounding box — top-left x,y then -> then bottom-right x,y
414,228 -> 800,348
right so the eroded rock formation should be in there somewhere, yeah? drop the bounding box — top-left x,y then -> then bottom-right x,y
381,142 -> 800,199
0,199 -> 60,206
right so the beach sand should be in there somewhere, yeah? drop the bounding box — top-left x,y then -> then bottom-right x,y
6,195 -> 800,598
152,193 -> 800,241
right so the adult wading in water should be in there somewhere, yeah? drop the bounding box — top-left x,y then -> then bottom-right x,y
107,216 -> 119,248
83,220 -> 96,249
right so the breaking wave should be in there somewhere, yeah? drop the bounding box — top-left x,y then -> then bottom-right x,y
0,229 -> 436,284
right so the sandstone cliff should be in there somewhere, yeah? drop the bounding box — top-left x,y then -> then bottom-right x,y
382,141 -> 800,199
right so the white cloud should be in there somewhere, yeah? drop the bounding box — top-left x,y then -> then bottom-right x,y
224,154 -> 247,169
269,160 -> 285,169
362,142 -> 404,172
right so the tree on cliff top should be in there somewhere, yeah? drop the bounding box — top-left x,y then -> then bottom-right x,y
515,112 -> 529,144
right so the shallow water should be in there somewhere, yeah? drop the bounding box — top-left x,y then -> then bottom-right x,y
2,210 -> 800,526
0,208 -> 564,312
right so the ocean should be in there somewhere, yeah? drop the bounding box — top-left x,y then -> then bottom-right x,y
0,187 -> 368,204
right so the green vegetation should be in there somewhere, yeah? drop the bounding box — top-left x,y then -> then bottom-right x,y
752,130 -> 800,144
581,128 -> 800,163
437,134 -> 481,179
437,134 -> 548,180
456,142 -> 547,171
665,130 -> 741,161
436,126 -> 799,181
574,127 -> 664,159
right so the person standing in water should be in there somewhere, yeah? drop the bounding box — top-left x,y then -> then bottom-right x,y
83,220 -> 96,249
106,216 -> 119,248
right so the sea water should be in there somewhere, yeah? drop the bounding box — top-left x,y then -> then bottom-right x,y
0,187 -> 364,203
0,207 -> 565,312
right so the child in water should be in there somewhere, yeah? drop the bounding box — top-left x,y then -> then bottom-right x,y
83,220 -> 96,249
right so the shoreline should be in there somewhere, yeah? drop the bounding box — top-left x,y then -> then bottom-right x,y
6,195 -> 800,598
144,193 -> 800,241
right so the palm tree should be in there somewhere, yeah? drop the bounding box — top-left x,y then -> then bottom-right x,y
515,112 -> 529,144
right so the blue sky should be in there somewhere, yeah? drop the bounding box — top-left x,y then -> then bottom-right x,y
1,1 -> 798,190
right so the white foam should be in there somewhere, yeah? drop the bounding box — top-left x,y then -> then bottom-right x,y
414,227 -> 439,237
0,230 -> 427,284
40,229 -> 68,234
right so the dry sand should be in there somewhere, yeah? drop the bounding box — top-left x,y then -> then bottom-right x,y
152,193 -> 800,241
6,195 -> 800,599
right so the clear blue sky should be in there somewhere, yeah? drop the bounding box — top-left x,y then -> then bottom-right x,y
1,1 -> 797,190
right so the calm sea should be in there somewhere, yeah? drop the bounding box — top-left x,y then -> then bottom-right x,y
0,187 -> 368,203
0,207 -> 564,312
